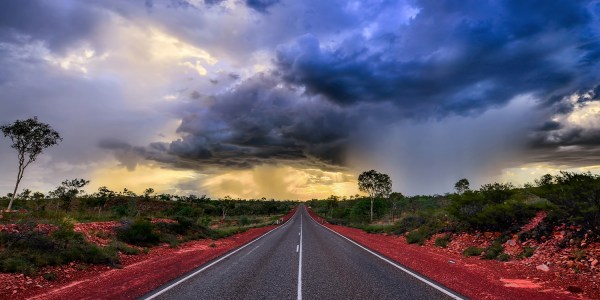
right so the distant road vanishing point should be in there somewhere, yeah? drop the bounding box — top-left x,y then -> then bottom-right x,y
142,205 -> 464,300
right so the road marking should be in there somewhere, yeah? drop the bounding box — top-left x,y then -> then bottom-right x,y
296,245 -> 299,252
297,212 -> 303,300
243,245 -> 260,258
308,213 -> 465,300
144,208 -> 299,300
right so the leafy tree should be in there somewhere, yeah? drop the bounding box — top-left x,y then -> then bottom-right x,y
95,186 -> 116,200
388,192 -> 404,222
49,178 -> 90,211
454,178 -> 470,194
539,171 -> 600,231
1,117 -> 62,210
17,189 -> 32,200
121,188 -> 137,197
358,170 -> 392,222
535,174 -> 554,187
31,192 -> 45,200
479,182 -> 514,204
143,188 -> 155,199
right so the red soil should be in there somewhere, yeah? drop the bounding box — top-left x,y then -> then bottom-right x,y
306,208 -> 598,300
1,208 -> 297,300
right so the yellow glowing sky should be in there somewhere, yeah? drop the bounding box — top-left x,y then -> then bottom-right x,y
91,162 -> 359,200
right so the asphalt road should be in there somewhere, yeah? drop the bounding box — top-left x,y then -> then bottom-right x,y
142,205 -> 464,300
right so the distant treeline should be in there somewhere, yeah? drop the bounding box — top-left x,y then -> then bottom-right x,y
0,181 -> 298,224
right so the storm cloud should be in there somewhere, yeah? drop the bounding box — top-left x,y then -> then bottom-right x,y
276,1 -> 600,117
101,74 -> 358,170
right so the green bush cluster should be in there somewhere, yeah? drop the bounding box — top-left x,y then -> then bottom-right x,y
482,241 -> 504,260
116,218 -> 160,247
518,246 -> 535,259
0,222 -> 119,276
406,230 -> 427,245
448,189 -> 538,232
434,235 -> 451,248
463,246 -> 484,257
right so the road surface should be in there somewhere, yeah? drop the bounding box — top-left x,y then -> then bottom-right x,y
142,205 -> 464,300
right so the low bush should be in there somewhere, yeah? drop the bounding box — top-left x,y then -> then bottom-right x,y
406,230 -> 426,245
518,246 -> 535,259
463,246 -> 484,257
109,241 -> 141,255
497,253 -> 510,261
435,235 -> 451,248
393,215 -> 426,234
239,216 -> 250,226
483,241 -> 504,260
116,218 -> 160,247
43,272 -> 58,281
0,223 -> 118,276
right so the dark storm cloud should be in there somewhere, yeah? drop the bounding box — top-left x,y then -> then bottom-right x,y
275,0 -> 600,117
0,0 -> 104,53
246,0 -> 280,13
526,85 -> 600,166
101,74 -> 359,170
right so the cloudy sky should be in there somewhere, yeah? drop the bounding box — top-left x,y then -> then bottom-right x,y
1,0 -> 600,199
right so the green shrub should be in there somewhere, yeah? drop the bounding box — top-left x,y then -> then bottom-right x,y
2,257 -> 35,275
393,215 -> 426,234
406,230 -> 426,245
483,241 -> 504,260
435,235 -> 451,248
463,246 -> 484,257
531,172 -> 600,235
518,246 -> 535,258
210,227 -> 243,239
497,253 -> 510,261
112,205 -> 130,217
109,241 -> 141,255
160,233 -> 180,248
116,218 -> 160,247
0,223 -> 119,276
239,216 -> 250,226
43,272 -> 58,281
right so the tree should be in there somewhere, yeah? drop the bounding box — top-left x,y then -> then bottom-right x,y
143,188 -> 155,199
454,178 -> 470,194
389,192 -> 404,222
18,189 -> 32,200
49,178 -> 90,211
1,117 -> 62,210
535,174 -> 554,187
358,170 -> 392,222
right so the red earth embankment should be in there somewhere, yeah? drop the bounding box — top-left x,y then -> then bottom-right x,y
307,208 -> 597,300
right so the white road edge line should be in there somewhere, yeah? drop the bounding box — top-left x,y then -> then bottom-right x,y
144,208 -> 300,300
297,212 -> 303,300
308,212 -> 465,300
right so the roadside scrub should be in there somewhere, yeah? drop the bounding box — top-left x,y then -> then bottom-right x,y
0,212 -> 289,276
0,219 -> 119,276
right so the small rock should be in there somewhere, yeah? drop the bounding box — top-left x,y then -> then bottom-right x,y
591,259 -> 598,267
566,261 -> 575,268
567,286 -> 583,293
536,264 -> 550,272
